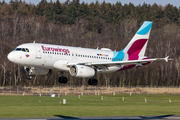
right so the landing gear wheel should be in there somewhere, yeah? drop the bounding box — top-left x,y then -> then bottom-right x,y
26,75 -> 32,80
88,79 -> 92,85
58,77 -> 68,84
92,79 -> 98,85
88,79 -> 98,85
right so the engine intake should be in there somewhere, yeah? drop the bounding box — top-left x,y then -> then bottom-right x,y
69,65 -> 95,78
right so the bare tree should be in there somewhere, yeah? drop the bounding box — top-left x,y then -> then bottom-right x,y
0,62 -> 6,86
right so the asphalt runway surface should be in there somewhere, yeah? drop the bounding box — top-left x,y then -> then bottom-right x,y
1,115 -> 180,120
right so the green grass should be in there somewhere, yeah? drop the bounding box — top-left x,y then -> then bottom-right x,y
0,94 -> 179,117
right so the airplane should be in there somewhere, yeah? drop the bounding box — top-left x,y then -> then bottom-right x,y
7,21 -> 171,85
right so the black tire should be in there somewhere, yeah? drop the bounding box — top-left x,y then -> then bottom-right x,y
63,77 -> 68,84
26,75 -> 32,80
58,77 -> 62,83
92,79 -> 98,85
58,77 -> 68,84
88,79 -> 92,85
88,79 -> 98,85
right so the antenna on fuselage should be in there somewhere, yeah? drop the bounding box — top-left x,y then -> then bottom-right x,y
33,41 -> 35,43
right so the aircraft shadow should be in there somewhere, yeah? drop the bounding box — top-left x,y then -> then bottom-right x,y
49,114 -> 175,120
139,114 -> 175,119
53,115 -> 80,119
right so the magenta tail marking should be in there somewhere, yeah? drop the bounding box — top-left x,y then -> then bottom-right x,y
127,39 -> 148,60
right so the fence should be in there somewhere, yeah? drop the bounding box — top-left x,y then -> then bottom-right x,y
0,85 -> 180,96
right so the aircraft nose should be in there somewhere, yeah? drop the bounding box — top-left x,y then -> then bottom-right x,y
7,52 -> 16,62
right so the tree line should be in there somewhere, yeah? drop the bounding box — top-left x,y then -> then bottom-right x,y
0,0 -> 179,87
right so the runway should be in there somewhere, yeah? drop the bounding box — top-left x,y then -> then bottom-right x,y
1,115 -> 180,120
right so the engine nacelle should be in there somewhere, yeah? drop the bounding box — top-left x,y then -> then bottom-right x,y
24,66 -> 50,75
69,65 -> 95,78
53,60 -> 69,71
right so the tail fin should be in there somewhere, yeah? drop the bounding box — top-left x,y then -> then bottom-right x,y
123,21 -> 153,60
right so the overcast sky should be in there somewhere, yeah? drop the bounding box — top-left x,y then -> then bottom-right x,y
3,0 -> 180,8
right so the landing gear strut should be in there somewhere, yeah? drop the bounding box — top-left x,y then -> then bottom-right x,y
25,67 -> 33,80
88,78 -> 98,85
58,72 -> 68,84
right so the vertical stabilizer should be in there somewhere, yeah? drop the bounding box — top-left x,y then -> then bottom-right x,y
123,21 -> 153,60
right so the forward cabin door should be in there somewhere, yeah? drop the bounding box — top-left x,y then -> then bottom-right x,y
35,45 -> 41,59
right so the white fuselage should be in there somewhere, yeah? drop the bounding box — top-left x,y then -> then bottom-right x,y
8,43 -> 124,73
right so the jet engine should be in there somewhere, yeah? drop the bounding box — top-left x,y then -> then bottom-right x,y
24,66 -> 50,75
69,65 -> 95,78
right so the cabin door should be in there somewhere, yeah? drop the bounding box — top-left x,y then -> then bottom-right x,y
35,45 -> 41,59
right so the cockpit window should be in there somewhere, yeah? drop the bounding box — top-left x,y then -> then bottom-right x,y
26,49 -> 29,52
16,48 -> 22,51
14,48 -> 30,52
22,48 -> 25,52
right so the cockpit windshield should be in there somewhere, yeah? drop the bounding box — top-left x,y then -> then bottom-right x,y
14,48 -> 29,52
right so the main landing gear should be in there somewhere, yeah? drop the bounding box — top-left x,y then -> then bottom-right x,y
58,77 -> 68,84
58,72 -> 98,85
58,72 -> 68,84
88,78 -> 98,85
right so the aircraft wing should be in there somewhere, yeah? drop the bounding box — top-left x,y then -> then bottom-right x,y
67,56 -> 171,67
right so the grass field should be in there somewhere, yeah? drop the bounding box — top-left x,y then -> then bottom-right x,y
0,94 -> 179,118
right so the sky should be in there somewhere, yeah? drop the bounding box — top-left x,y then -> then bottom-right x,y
2,0 -> 180,8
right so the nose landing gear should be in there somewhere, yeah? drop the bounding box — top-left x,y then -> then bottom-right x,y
25,66 -> 33,80
26,75 -> 32,80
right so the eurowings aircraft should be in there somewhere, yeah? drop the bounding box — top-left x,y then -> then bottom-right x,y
7,21 -> 170,85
